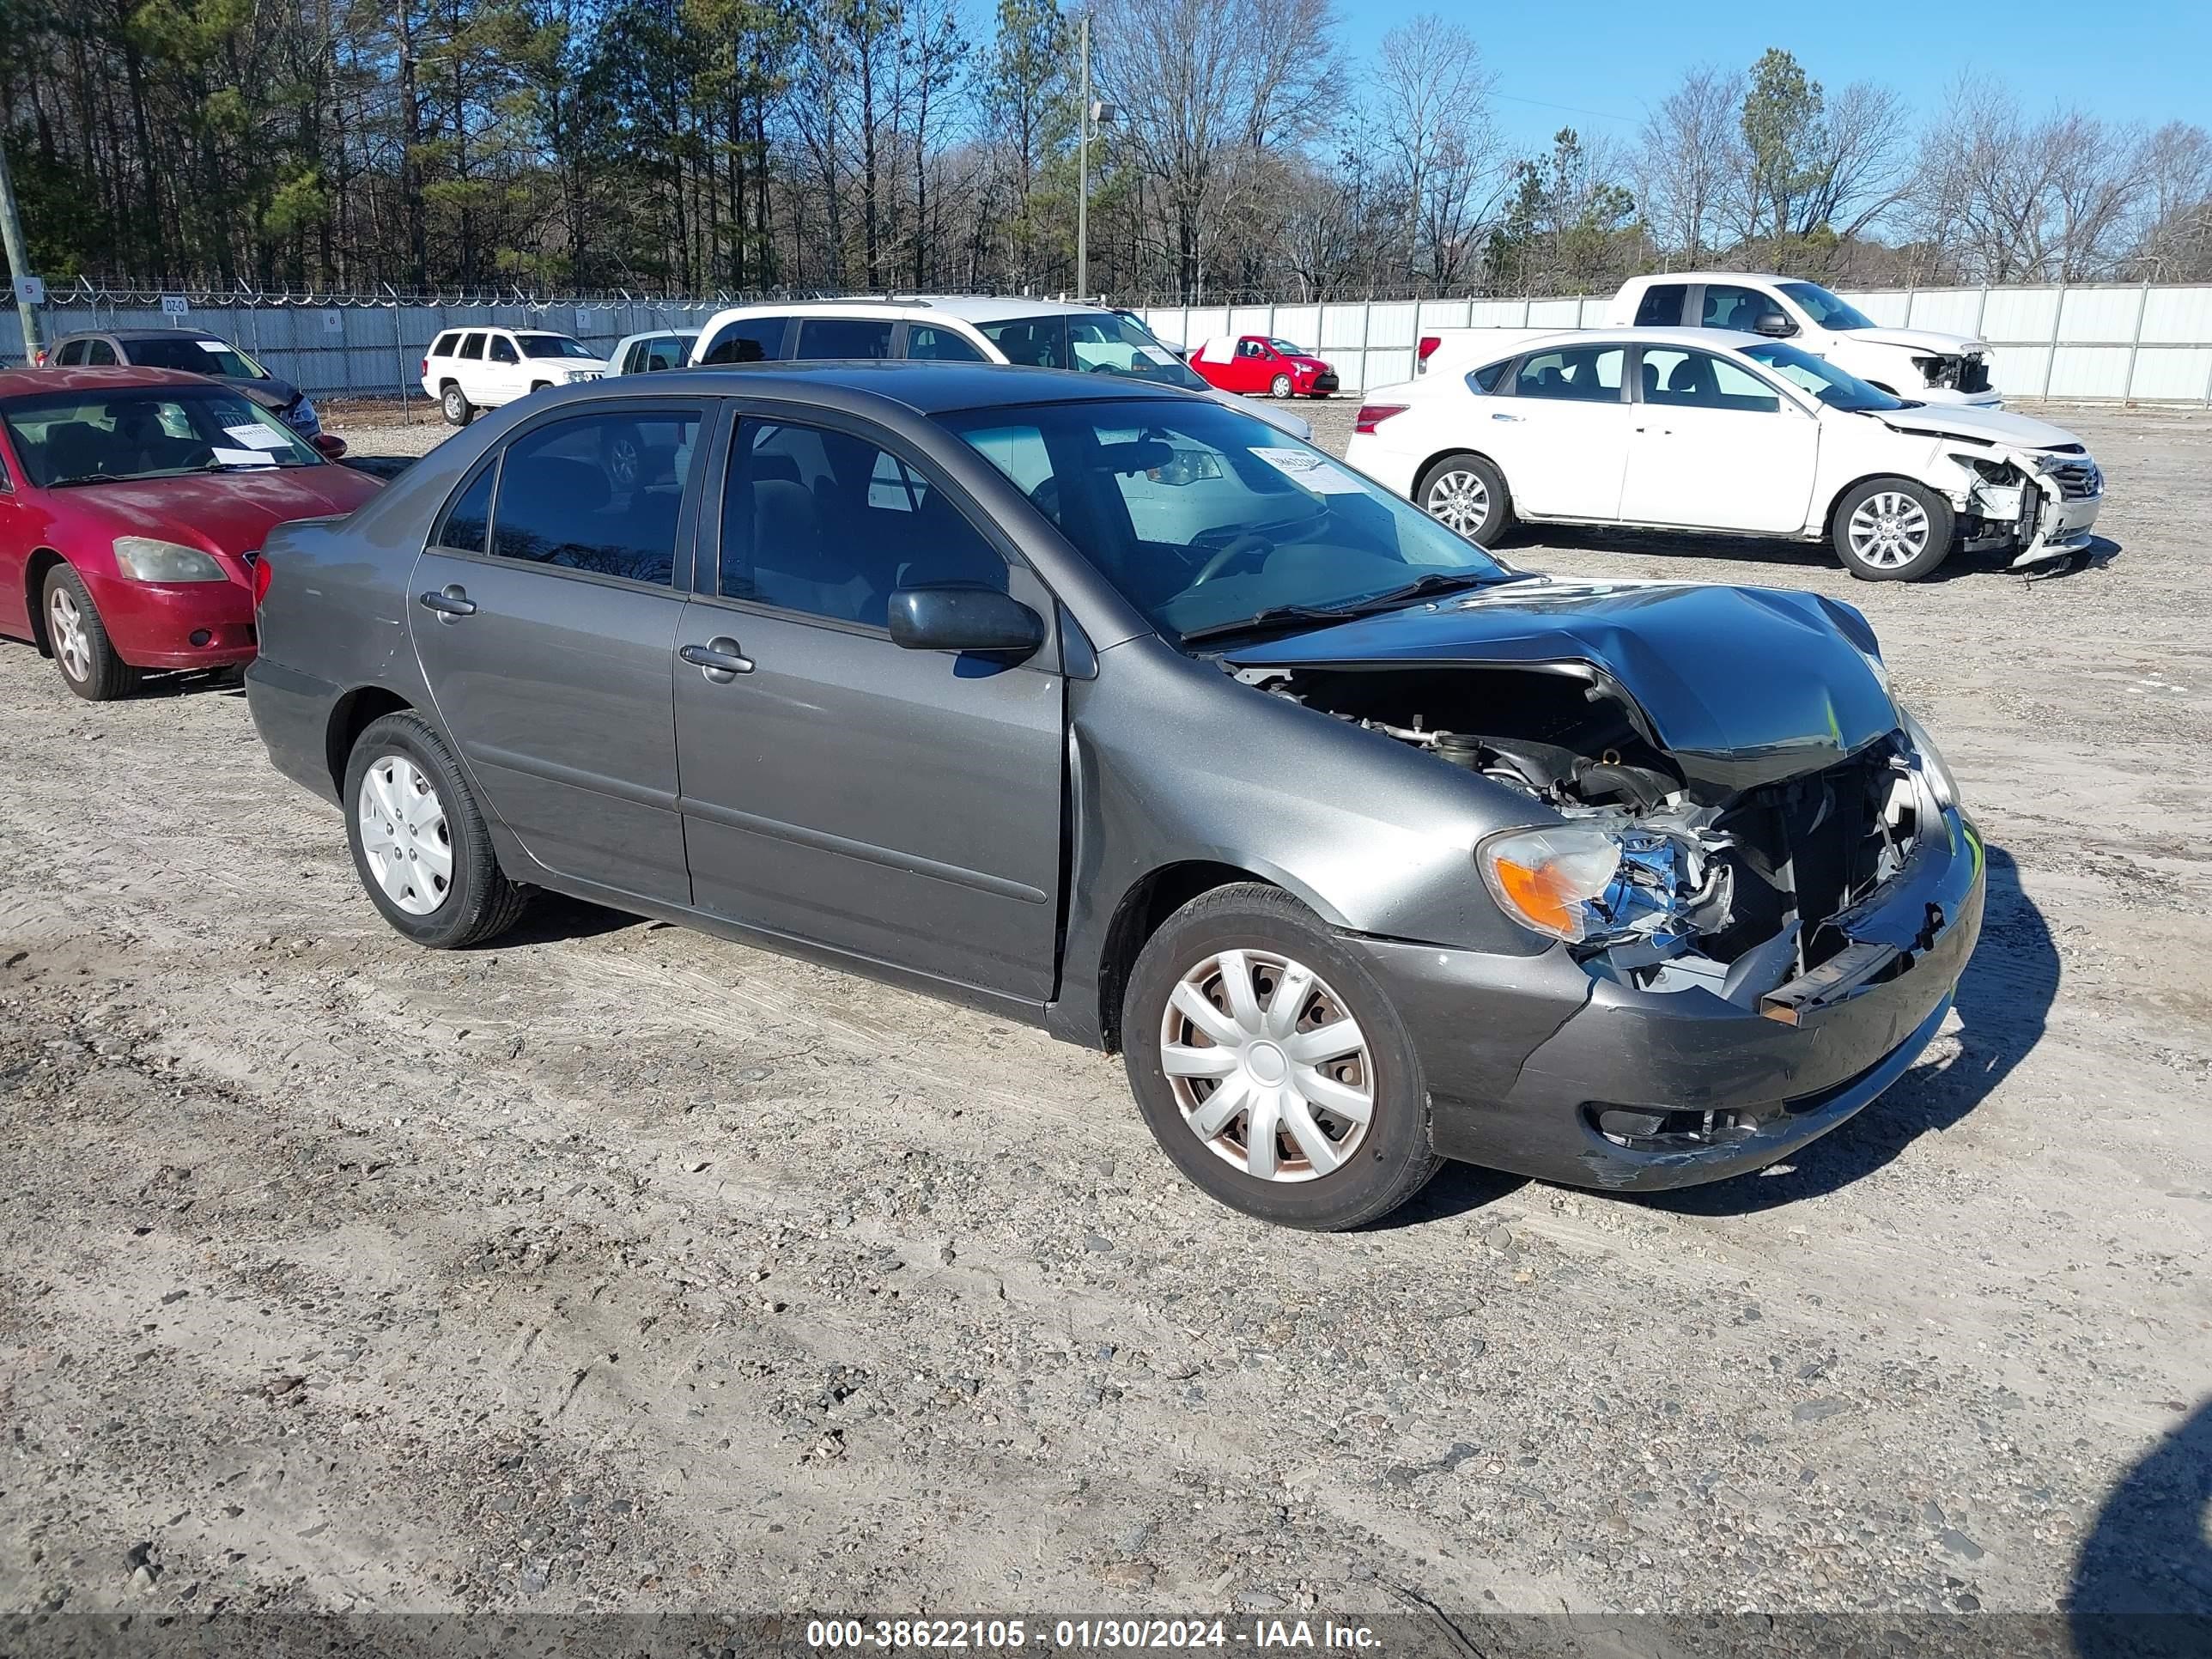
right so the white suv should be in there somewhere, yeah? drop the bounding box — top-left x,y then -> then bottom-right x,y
685,296 -> 1314,441
421,327 -> 609,425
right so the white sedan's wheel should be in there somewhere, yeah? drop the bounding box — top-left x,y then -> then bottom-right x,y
1159,947 -> 1375,1182
1425,469 -> 1490,537
356,753 -> 453,915
1845,490 -> 1931,569
48,586 -> 92,684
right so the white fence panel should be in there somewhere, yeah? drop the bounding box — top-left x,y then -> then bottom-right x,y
1526,298 -> 1583,328
1273,305 -> 1322,346
1986,345 -> 2052,397
2130,347 -> 2212,399
2049,345 -> 2135,399
1183,307 -> 1231,349
1365,302 -> 1419,347
1467,299 -> 1529,326
1417,300 -> 1472,330
1317,307 -> 1368,349
1227,306 -> 1273,337
2062,288 -> 2144,343
1905,290 -> 1985,336
1841,289 -> 1912,327
1981,287 -> 2063,343
2141,286 -> 2212,343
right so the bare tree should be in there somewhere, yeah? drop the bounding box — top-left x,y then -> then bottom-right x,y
1370,15 -> 1501,293
2135,120 -> 2212,279
1093,0 -> 1338,300
1635,64 -> 1742,263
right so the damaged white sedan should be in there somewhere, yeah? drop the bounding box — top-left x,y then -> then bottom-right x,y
1351,326 -> 2104,581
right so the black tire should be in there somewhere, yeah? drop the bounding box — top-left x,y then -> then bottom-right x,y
440,383 -> 474,427
529,380 -> 551,394
42,564 -> 142,702
1121,884 -> 1441,1231
1269,372 -> 1294,398
1830,477 -> 1956,581
600,422 -> 645,488
343,711 -> 529,949
1414,451 -> 1516,545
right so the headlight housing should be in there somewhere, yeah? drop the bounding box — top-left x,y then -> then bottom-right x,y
1898,706 -> 1959,811
1478,822 -> 1715,948
112,538 -> 228,583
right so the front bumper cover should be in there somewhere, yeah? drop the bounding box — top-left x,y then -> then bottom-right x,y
1353,810 -> 1986,1192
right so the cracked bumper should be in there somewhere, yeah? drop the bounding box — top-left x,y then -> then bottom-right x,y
1350,813 -> 1986,1192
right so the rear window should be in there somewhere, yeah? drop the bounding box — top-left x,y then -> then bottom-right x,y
431,331 -> 459,357
1468,360 -> 1512,394
1633,284 -> 1687,327
1513,345 -> 1625,403
701,316 -> 791,366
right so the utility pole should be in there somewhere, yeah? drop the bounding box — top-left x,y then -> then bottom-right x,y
0,138 -> 43,365
1076,14 -> 1091,302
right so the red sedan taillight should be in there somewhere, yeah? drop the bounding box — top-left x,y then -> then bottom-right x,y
420,356 -> 428,377
1353,403 -> 1408,435
1416,336 -> 1441,371
251,551 -> 274,606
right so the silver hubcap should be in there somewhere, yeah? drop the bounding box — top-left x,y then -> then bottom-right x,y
445,390 -> 463,417
1272,375 -> 1292,398
48,586 -> 91,682
1159,948 -> 1375,1182
357,754 -> 453,915
1426,470 -> 1490,536
1847,491 -> 1930,568
609,437 -> 639,485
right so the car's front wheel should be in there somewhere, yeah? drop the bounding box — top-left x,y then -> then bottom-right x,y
1416,452 -> 1515,545
1122,884 -> 1440,1231
1832,477 -> 1955,580
343,712 -> 528,948
440,383 -> 474,427
43,565 -> 142,702
1270,372 -> 1294,398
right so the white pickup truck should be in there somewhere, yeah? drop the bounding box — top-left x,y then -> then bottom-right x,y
1420,272 -> 2001,408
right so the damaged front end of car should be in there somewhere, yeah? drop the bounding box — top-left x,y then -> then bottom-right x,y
1934,439 -> 2106,570
1220,581 -> 1985,1185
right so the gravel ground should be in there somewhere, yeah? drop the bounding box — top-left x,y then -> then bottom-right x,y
2,394 -> 2209,1631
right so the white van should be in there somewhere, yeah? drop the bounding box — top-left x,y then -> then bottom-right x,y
420,327 -> 609,425
685,296 -> 1314,441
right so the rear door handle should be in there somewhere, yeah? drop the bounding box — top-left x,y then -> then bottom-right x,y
681,637 -> 755,682
1491,411 -> 1522,422
418,585 -> 476,619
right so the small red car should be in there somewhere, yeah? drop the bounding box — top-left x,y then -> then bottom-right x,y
0,367 -> 382,700
1187,333 -> 1340,398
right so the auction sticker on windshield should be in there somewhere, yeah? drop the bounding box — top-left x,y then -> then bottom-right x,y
1252,446 -> 1364,494
225,424 -> 290,450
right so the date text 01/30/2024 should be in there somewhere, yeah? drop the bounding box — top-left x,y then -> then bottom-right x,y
803,1619 -> 1384,1650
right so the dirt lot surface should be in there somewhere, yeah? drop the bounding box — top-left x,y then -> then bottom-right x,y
3,397 -> 2209,1631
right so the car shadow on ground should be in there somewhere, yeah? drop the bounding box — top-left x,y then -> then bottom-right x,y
1516,528 -> 2123,586
490,891 -> 644,948
1629,842 -> 2058,1218
2067,1396 -> 2212,1657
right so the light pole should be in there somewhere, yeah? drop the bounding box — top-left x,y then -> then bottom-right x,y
0,138 -> 43,365
1075,15 -> 1114,302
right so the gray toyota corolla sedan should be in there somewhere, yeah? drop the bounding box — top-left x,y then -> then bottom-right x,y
246,362 -> 1984,1230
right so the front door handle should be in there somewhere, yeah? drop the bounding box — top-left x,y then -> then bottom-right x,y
681,637 -> 755,682
1491,411 -> 1522,422
418,584 -> 476,620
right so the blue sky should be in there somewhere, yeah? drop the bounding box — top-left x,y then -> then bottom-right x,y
1338,1 -> 2212,153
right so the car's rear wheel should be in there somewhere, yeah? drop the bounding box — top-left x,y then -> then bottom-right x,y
43,566 -> 141,702
440,383 -> 474,427
1416,452 -> 1515,545
1122,884 -> 1440,1231
1270,372 -> 1294,398
343,712 -> 528,949
1832,477 -> 1955,580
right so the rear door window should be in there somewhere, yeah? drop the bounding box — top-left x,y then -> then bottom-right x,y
487,409 -> 702,585
701,315 -> 791,365
644,337 -> 687,371
435,463 -> 495,554
459,332 -> 486,361
1513,346 -> 1625,403
905,325 -> 987,362
1700,285 -> 1774,331
793,318 -> 895,360
86,340 -> 118,366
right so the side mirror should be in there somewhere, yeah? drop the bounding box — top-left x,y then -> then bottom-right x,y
888,585 -> 1044,660
1753,311 -> 1797,338
311,433 -> 348,459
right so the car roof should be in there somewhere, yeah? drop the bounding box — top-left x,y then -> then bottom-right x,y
52,329 -> 241,344
1478,325 -> 1770,356
1626,271 -> 1790,287
700,295 -> 1120,327
528,359 -> 1204,417
0,365 -> 224,397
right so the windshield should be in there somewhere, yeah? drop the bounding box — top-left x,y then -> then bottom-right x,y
1741,342 -> 1905,411
1778,282 -> 1876,332
975,313 -> 1208,390
2,387 -> 322,486
1267,338 -> 1312,357
127,336 -> 269,380
519,334 -> 596,359
940,398 -> 1515,645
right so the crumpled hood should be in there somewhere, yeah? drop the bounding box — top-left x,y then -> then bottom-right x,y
1227,577 -> 1900,791
1847,326 -> 1989,356
1867,401 -> 2081,450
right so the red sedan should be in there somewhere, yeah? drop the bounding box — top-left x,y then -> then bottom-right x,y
0,367 -> 382,700
1187,333 -> 1340,398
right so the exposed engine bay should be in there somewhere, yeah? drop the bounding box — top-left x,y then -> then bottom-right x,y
1243,661 -> 1933,1009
